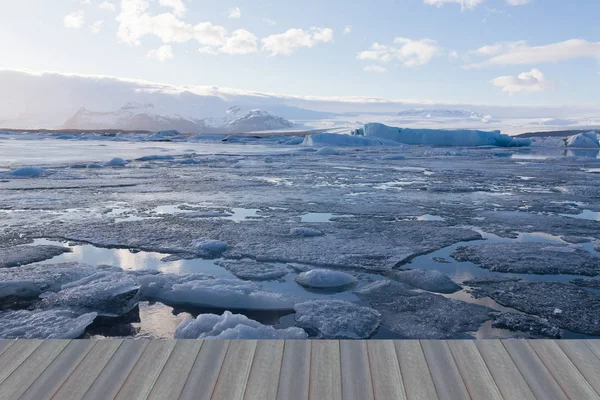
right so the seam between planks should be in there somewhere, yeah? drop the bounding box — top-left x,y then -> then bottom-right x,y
418,340 -> 441,400
46,340 -> 100,400
364,341 -> 378,400
583,341 -> 600,361
272,341 -> 287,400
557,343 -> 600,399
527,341 -> 576,399
338,341 -> 344,400
145,340 -> 181,399
307,341 -> 313,400
77,340 -> 126,400
0,340 -> 44,387
444,341 -> 473,400
110,340 -> 152,400
209,340 -> 233,400
175,340 -> 205,400
498,340 -> 537,398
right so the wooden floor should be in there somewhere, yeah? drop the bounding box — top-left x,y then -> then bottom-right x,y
0,340 -> 599,400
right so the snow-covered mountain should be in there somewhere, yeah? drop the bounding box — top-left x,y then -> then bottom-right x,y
62,103 -> 294,133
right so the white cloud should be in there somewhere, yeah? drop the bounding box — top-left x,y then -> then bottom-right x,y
64,10 -> 85,29
357,38 -> 442,67
262,18 -> 276,26
343,25 -> 352,35
261,27 -> 334,56
147,44 -> 174,62
228,7 -> 241,19
219,29 -> 258,55
423,0 -> 484,10
80,0 -> 92,4
468,39 -> 600,68
159,0 -> 186,17
491,68 -> 551,94
90,20 -> 104,34
506,0 -> 531,5
99,1 -> 116,11
363,65 -> 387,73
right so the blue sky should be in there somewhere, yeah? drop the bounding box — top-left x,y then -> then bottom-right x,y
1,0 -> 599,105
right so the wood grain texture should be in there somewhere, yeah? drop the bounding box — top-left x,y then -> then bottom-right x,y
367,341 -> 405,400
310,340 -> 341,400
114,340 -> 176,400
447,340 -> 502,400
83,339 -> 148,400
211,340 -> 256,400
340,340 -> 375,400
179,339 -> 230,400
557,340 -> 600,396
277,340 -> 311,400
421,340 -> 470,400
528,340 -> 598,400
52,339 -> 123,400
0,339 -> 42,385
475,340 -> 536,400
0,340 -> 14,357
394,340 -> 437,400
20,339 -> 95,400
244,341 -> 285,400
501,340 -> 568,400
147,340 -> 203,400
0,340 -> 70,399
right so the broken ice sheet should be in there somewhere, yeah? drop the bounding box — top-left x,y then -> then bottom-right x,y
0,309 -> 97,339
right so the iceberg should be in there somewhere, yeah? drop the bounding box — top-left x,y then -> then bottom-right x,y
302,133 -> 402,147
356,123 -> 531,147
175,311 -> 307,339
565,132 -> 599,148
295,269 -> 357,289
7,166 -> 49,178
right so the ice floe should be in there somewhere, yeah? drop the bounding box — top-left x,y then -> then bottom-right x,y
6,166 -> 49,178
216,259 -> 288,281
106,157 -> 128,167
289,227 -> 324,237
303,133 -> 402,147
293,300 -> 381,339
0,309 -> 97,339
295,269 -> 357,289
491,312 -> 562,339
386,269 -> 461,294
565,132 -> 599,148
175,311 -> 307,339
0,245 -> 71,268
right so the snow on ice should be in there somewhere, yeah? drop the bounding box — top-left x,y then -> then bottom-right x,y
295,269 -> 357,289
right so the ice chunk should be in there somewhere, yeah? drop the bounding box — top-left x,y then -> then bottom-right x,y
0,309 -> 97,339
7,166 -> 48,178
133,271 -> 296,310
192,238 -> 228,255
105,157 -> 127,167
294,300 -> 380,339
87,163 -> 103,169
358,284 -> 492,339
315,147 -> 339,155
289,227 -> 324,237
570,278 -> 600,289
565,132 -> 599,148
492,313 -> 562,339
175,311 -> 307,339
216,260 -> 288,281
41,270 -> 140,317
353,280 -> 391,295
295,269 -> 357,289
386,269 -> 461,294
0,245 -> 71,268
303,133 -> 402,147
135,155 -> 175,161
0,262 -> 98,299
561,236 -> 591,244
359,123 -> 531,147
452,242 -> 600,276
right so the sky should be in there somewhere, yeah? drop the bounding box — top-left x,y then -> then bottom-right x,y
1,0 -> 599,106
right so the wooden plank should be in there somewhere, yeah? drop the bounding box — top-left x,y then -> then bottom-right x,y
340,340 -> 375,400
393,341 -> 437,400
0,340 -> 14,357
528,340 -> 598,400
179,340 -> 230,400
557,340 -> 600,395
20,340 -> 95,400
115,340 -> 176,400
147,340 -> 203,400
367,341 -> 405,400
585,340 -> 600,360
0,340 -> 70,399
475,340 -> 536,400
0,340 -> 42,385
310,340 -> 341,400
420,340 -> 470,400
276,340 -> 311,400
502,340 -> 567,400
52,339 -> 123,400
211,340 -> 256,400
244,340 -> 285,400
83,339 -> 148,400
447,341 -> 502,400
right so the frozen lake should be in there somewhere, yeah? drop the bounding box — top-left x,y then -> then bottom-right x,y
1,134 -> 600,340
